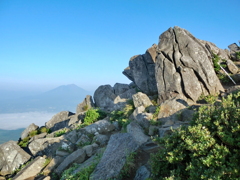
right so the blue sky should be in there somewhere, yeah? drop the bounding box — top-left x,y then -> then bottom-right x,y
0,0 -> 239,93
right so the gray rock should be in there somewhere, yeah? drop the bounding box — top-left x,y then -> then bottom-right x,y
158,124 -> 182,138
90,133 -> 139,180
45,111 -> 75,132
28,137 -> 70,157
93,85 -> 116,111
226,60 -> 238,74
134,165 -> 151,180
21,123 -> 39,140
84,119 -> 115,134
136,113 -> 153,129
55,149 -> 86,175
123,44 -> 158,95
127,121 -> 150,145
83,145 -> 93,157
42,156 -> 64,176
233,74 -> 240,83
63,130 -> 79,144
94,134 -> 109,146
228,43 -> 240,61
133,106 -> 146,120
56,150 -> 70,157
0,141 -> 31,176
156,26 -> 224,103
76,95 -> 95,114
29,132 -> 47,142
68,112 -> 85,128
148,125 -> 158,136
158,98 -> 188,119
181,109 -> 195,122
132,92 -> 153,108
113,83 -> 130,95
12,156 -> 46,180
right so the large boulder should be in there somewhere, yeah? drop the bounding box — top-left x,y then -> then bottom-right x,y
21,123 -> 39,140
84,119 -> 115,135
45,111 -> 75,132
0,141 -> 31,175
93,85 -> 117,111
76,95 -> 95,114
28,136 -> 71,157
123,44 -> 158,95
90,133 -> 139,180
155,26 -> 224,103
12,156 -> 46,180
228,43 -> 240,61
132,92 -> 153,108
113,83 -> 130,95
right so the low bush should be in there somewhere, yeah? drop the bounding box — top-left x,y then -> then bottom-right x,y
149,91 -> 240,179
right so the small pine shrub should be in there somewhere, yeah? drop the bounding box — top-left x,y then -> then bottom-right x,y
150,91 -> 240,179
39,127 -> 51,134
119,151 -> 137,179
54,129 -> 66,137
83,108 -> 100,125
29,130 -> 38,137
212,54 -> 221,72
236,51 -> 240,60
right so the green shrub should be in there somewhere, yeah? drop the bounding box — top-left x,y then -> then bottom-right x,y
39,127 -> 51,134
83,105 -> 89,111
212,54 -> 221,73
29,130 -> 39,137
153,106 -> 160,120
236,51 -> 240,60
83,108 -> 100,125
150,91 -> 240,179
54,129 -> 66,137
18,137 -> 30,147
119,151 -> 137,179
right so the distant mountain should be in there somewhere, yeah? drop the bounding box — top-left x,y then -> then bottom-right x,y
0,128 -> 24,144
0,84 -> 90,113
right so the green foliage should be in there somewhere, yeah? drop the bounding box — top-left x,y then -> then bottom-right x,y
83,105 -> 89,111
153,106 -> 160,120
150,119 -> 162,126
39,127 -> 51,134
150,91 -> 240,179
212,54 -> 221,72
29,130 -> 39,137
43,157 -> 51,168
236,51 -> 240,60
119,151 -> 137,179
18,137 -> 30,147
54,129 -> 66,137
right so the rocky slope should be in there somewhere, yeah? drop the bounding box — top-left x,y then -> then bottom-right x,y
0,26 -> 240,180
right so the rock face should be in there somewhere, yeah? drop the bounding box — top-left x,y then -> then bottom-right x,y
228,43 -> 240,60
93,84 -> 136,112
0,141 -> 31,175
21,123 -> 39,140
155,26 -> 224,103
46,111 -> 75,132
12,156 -> 46,180
90,133 -> 139,180
132,92 -> 153,108
76,95 -> 95,114
123,44 -> 158,95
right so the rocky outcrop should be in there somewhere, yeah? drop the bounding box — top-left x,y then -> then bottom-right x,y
228,43 -> 240,60
21,123 -> 39,140
156,26 -> 224,103
45,111 -> 75,132
132,92 -> 153,108
93,84 -> 136,112
90,133 -> 139,180
76,95 -> 95,114
12,156 -> 46,180
123,44 -> 158,95
0,141 -> 31,176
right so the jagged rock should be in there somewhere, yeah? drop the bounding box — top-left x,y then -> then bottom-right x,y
83,145 -> 93,157
55,149 -> 86,175
90,133 -> 139,180
233,74 -> 240,83
21,123 -> 39,140
56,150 -> 70,157
123,44 -> 158,95
132,92 -> 153,108
76,134 -> 91,146
94,134 -> 109,146
158,98 -> 189,120
127,121 -> 150,145
134,165 -> 151,180
29,132 -> 47,142
63,130 -> 79,144
84,119 -> 115,135
228,43 -> 240,60
133,106 -> 146,120
28,136 -> 71,157
158,124 -> 182,137
226,60 -> 239,74
113,83 -> 130,95
93,85 -> 117,111
45,111 -> 75,132
12,156 -> 46,180
156,26 -> 224,103
68,112 -> 85,128
42,156 -> 64,176
76,95 -> 95,114
0,141 -> 31,176
135,113 -> 153,129
148,125 -> 158,136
